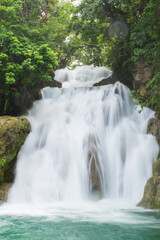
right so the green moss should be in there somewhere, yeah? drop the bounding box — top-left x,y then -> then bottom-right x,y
0,116 -> 31,184
0,158 -> 6,169
138,159 -> 160,210
152,201 -> 160,210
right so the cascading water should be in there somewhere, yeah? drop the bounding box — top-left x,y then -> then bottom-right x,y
8,65 -> 159,205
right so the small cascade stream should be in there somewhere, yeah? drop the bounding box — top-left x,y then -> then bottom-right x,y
8,65 -> 159,204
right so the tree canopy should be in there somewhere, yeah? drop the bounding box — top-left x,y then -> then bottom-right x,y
71,0 -> 160,115
0,0 -> 160,116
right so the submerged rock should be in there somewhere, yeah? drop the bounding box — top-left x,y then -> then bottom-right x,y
138,158 -> 160,209
0,116 -> 30,185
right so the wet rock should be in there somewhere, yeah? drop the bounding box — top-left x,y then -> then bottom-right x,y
49,78 -> 62,89
102,88 -> 111,101
147,118 -> 160,148
2,78 -> 62,116
138,158 -> 160,209
83,134 -> 102,196
19,79 -> 62,115
93,72 -> 118,87
0,183 -> 12,202
0,116 -> 31,185
138,117 -> 160,209
37,79 -> 62,100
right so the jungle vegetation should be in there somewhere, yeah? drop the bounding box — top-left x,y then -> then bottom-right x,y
0,0 -> 160,116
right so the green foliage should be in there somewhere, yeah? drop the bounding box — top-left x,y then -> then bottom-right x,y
0,0 -> 160,116
71,0 -> 134,86
72,0 -> 160,113
0,0 -> 59,115
133,73 -> 160,118
129,1 -> 160,115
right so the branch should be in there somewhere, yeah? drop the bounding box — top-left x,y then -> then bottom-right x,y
59,44 -> 100,68
40,0 -> 49,28
102,1 -> 127,19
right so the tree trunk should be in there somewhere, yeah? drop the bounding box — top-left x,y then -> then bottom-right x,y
40,0 -> 49,27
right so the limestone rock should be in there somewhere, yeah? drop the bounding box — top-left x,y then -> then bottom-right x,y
93,72 -> 118,87
147,118 -> 160,148
0,116 -> 30,184
2,78 -> 62,116
14,79 -> 62,116
138,117 -> 160,209
0,183 -> 12,202
52,79 -> 62,88
138,159 -> 160,209
132,60 -> 152,91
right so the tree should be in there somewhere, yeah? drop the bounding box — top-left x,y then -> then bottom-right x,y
1,0 -> 160,116
0,0 -> 58,115
71,0 -> 160,114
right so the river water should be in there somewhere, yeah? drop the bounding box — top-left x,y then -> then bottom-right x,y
0,66 -> 160,239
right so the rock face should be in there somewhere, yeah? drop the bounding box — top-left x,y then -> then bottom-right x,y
147,118 -> 160,147
93,72 -> 118,87
0,183 -> 12,202
132,60 -> 152,90
10,79 -> 62,116
138,159 -> 160,209
1,76 -> 62,116
0,116 -> 30,185
138,117 -> 160,209
132,61 -> 160,210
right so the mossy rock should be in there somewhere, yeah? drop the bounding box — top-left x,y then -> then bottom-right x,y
0,183 -> 12,202
4,79 -> 62,116
0,116 -> 30,184
93,72 -> 117,87
138,158 -> 160,209
138,118 -> 160,210
147,118 -> 160,148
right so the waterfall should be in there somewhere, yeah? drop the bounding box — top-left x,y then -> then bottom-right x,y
8,65 -> 159,204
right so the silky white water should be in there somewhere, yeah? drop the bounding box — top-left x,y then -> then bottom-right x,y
7,65 -> 159,206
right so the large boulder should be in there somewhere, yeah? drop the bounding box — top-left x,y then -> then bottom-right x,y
0,116 -> 30,185
138,158 -> 160,209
